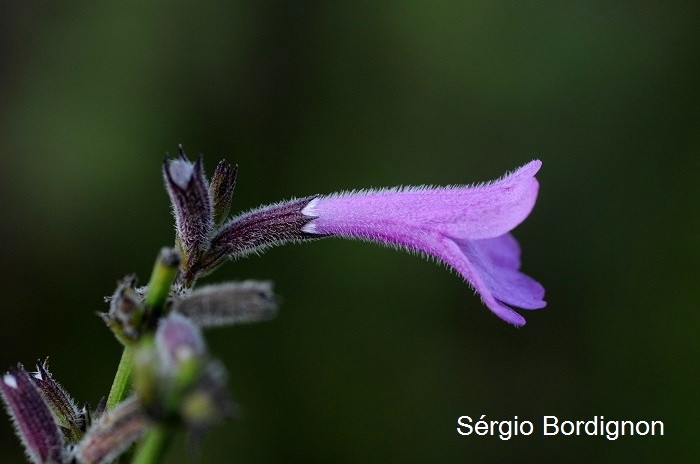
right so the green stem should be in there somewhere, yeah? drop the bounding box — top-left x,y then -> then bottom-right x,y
131,425 -> 174,464
144,248 -> 181,318
106,346 -> 134,410
107,248 -> 181,411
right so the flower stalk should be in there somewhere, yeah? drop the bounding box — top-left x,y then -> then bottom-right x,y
144,248 -> 181,321
106,346 -> 135,412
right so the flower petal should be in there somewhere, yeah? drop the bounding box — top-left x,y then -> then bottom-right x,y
302,160 -> 541,241
445,234 -> 546,325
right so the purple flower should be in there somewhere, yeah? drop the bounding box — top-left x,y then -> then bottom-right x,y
206,160 -> 545,326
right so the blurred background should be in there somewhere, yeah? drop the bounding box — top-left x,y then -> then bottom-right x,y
1,1 -> 698,463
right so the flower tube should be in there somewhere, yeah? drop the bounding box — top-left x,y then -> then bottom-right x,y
299,160 -> 545,325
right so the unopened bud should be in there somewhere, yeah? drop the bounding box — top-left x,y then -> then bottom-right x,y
209,160 -> 238,226
1,365 -> 66,464
163,146 -> 214,269
75,396 -> 149,464
173,280 -> 278,328
102,275 -> 144,342
32,360 -> 84,443
155,313 -> 206,370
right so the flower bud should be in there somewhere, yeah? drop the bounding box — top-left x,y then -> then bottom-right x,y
1,365 -> 66,464
101,275 -> 144,343
209,160 -> 238,226
163,146 -> 214,269
75,396 -> 149,464
155,313 -> 206,371
32,360 -> 84,443
134,314 -> 207,419
132,314 -> 235,432
172,280 -> 278,328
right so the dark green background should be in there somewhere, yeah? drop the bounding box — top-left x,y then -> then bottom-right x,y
1,1 -> 698,463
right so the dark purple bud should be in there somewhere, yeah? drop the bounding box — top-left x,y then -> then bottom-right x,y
163,146 -> 214,268
209,160 -> 238,226
173,281 -> 278,328
1,365 -> 66,464
187,196 -> 319,283
75,396 -> 149,464
155,313 -> 206,370
31,360 -> 84,443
